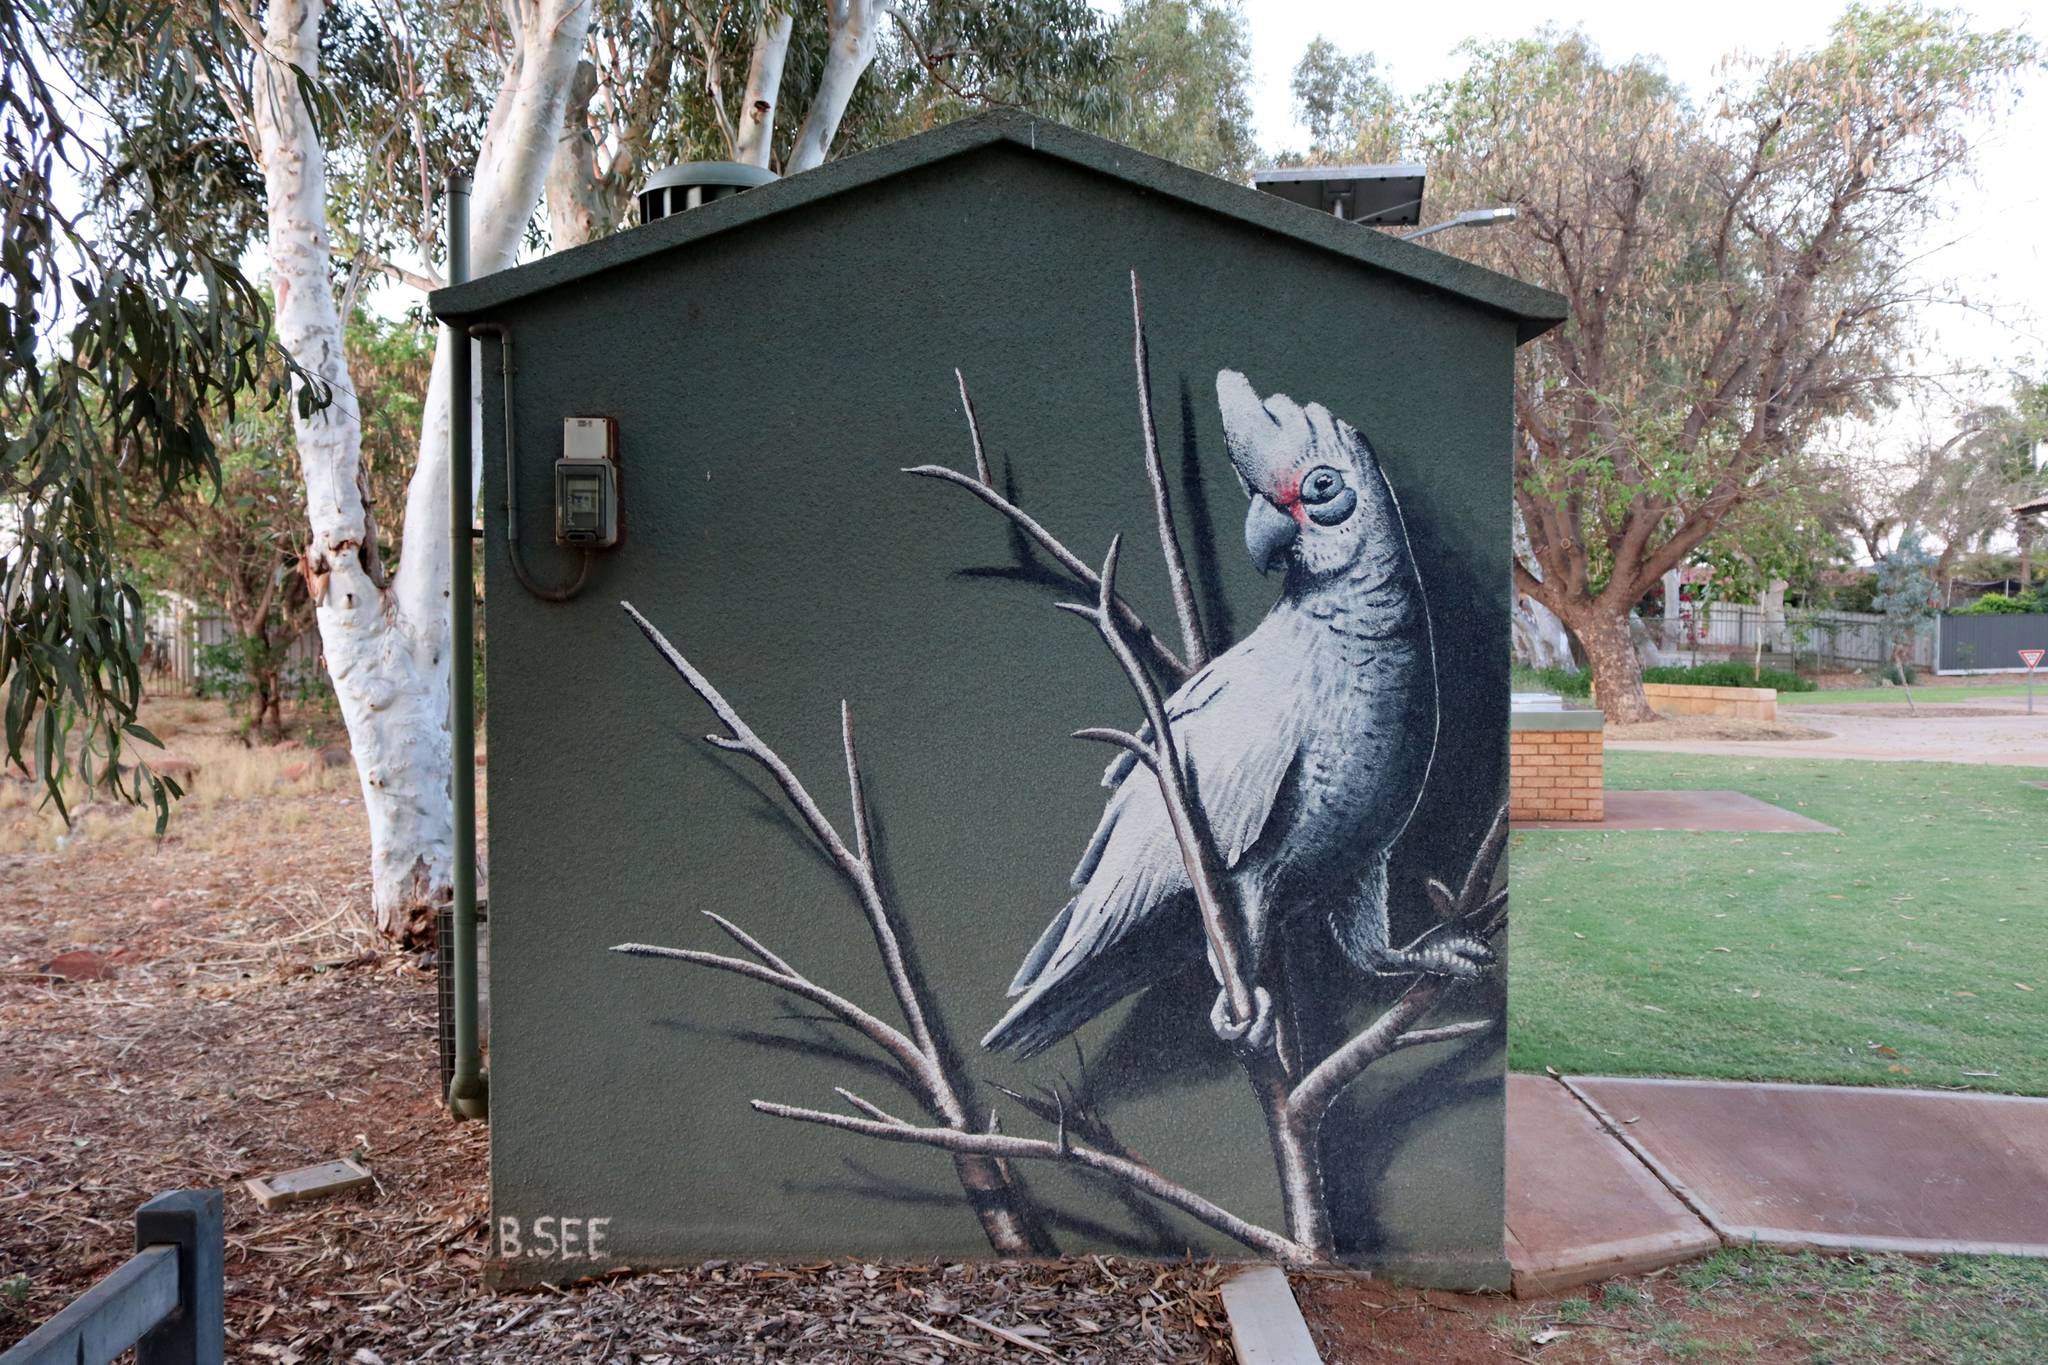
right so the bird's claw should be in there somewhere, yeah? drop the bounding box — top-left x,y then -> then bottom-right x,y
1210,985 -> 1275,1050
1368,935 -> 1495,980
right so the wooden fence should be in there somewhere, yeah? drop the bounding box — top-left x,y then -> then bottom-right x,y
0,1190 -> 223,1365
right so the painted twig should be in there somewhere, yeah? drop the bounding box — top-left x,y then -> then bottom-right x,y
615,601 -> 1046,1256
1129,270 -> 1208,671
752,1097 -> 1314,1263
905,363 -> 1192,684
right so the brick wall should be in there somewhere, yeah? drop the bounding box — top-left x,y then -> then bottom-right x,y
1509,720 -> 1604,822
1641,682 -> 1776,721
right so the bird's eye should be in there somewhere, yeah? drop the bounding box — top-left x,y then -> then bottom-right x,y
1297,467 -> 1356,526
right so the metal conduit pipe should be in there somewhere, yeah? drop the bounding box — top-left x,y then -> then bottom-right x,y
444,170 -> 487,1121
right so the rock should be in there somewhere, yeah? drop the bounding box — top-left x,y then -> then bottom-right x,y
316,745 -> 352,769
273,738 -> 303,752
39,949 -> 112,982
280,762 -> 311,782
148,897 -> 173,914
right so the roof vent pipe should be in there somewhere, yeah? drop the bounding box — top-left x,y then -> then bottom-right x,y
637,162 -> 778,223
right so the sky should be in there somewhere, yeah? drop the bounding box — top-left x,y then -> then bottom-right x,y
1234,0 -> 2048,421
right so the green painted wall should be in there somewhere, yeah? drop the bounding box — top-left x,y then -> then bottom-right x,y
472,140 -> 1519,1285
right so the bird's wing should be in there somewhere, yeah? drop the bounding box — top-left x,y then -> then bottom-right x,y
1014,633 -> 1309,997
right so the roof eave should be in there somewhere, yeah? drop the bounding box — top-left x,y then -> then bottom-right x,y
430,109 -> 1567,344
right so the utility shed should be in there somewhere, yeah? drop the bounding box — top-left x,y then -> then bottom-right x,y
431,109 -> 1565,1289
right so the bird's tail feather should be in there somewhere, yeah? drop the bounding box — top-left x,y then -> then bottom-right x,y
982,966 -> 1136,1059
1006,899 -> 1076,996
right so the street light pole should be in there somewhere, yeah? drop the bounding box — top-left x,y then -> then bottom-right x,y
1401,206 -> 1518,241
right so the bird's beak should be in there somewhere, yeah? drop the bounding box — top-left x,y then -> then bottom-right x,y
1245,496 -> 1298,575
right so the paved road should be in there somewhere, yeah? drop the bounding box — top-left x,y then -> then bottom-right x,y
1610,699 -> 2048,766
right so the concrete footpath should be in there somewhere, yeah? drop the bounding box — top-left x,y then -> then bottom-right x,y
1504,1073 -> 2048,1297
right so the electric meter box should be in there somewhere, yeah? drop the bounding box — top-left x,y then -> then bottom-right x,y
554,417 -> 618,547
429,111 -> 1564,1292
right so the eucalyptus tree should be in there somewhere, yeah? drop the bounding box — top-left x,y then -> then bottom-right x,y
0,0 -> 308,820
1410,7 -> 2036,722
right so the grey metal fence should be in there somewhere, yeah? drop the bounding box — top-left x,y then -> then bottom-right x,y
1935,612 -> 2048,674
1645,604 -> 1932,668
1,1190 -> 223,1365
143,598 -> 320,697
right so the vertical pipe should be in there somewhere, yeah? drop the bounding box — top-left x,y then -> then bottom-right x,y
445,170 -> 487,1121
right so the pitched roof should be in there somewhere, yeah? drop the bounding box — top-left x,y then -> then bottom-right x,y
429,110 -> 1567,343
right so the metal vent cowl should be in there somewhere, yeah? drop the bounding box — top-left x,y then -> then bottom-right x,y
637,162 -> 778,223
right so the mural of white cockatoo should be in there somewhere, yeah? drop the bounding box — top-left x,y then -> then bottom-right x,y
983,369 -> 1492,1059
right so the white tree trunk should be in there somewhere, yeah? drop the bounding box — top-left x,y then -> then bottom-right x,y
785,0 -> 881,173
733,9 -> 794,167
254,0 -> 593,936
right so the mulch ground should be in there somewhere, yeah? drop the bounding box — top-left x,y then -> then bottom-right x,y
0,704 -> 1236,1362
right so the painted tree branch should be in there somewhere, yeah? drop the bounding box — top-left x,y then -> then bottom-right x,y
907,276 -> 1209,686
615,600 -> 1045,1256
1062,538 -> 1508,1259
1060,537 -> 1255,1031
752,1096 -> 1314,1263
1129,271 -> 1208,670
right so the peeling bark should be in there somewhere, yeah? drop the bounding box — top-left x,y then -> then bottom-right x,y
253,0 -> 593,936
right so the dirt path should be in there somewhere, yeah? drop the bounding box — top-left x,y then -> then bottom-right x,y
1610,705 -> 2048,766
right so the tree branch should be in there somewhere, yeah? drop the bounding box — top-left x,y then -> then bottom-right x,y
751,1098 -> 1314,1263
1058,537 -> 1255,1029
1129,271 -> 1207,669
906,383 -> 1192,682
611,940 -> 938,1097
618,601 -> 1047,1256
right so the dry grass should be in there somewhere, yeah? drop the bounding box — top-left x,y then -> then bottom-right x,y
0,696 -> 350,855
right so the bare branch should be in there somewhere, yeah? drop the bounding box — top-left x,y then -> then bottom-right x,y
841,701 -> 873,867
611,942 -> 937,1095
700,910 -> 797,977
1070,727 -> 1158,772
1064,538 -> 1255,1029
751,1100 -> 1313,1262
1129,271 -> 1207,669
904,464 -> 1190,680
955,368 -> 993,486
621,600 -> 944,1068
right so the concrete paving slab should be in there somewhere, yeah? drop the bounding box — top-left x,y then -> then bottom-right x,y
1221,1266 -> 1321,1363
1504,1075 -> 1720,1297
1566,1077 -> 2048,1257
1514,789 -> 1838,834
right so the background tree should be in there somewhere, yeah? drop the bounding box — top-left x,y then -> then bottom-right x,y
545,0 -> 1251,252
124,315 -> 432,738
1873,531 -> 1938,705
1410,8 -> 2036,722
1,0 -> 308,820
1285,35 -> 1401,165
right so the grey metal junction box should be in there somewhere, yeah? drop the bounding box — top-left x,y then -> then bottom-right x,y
430,110 -> 1563,1288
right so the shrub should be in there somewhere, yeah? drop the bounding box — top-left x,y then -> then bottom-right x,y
1511,663 -> 1592,697
1955,591 -> 2043,615
1641,662 -> 1817,692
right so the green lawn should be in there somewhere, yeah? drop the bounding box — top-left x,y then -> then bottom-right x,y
1782,684 -> 2034,705
1497,1248 -> 2048,1363
1509,751 -> 2048,1093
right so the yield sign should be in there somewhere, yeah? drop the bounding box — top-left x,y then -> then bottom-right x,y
2023,649 -> 2046,671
